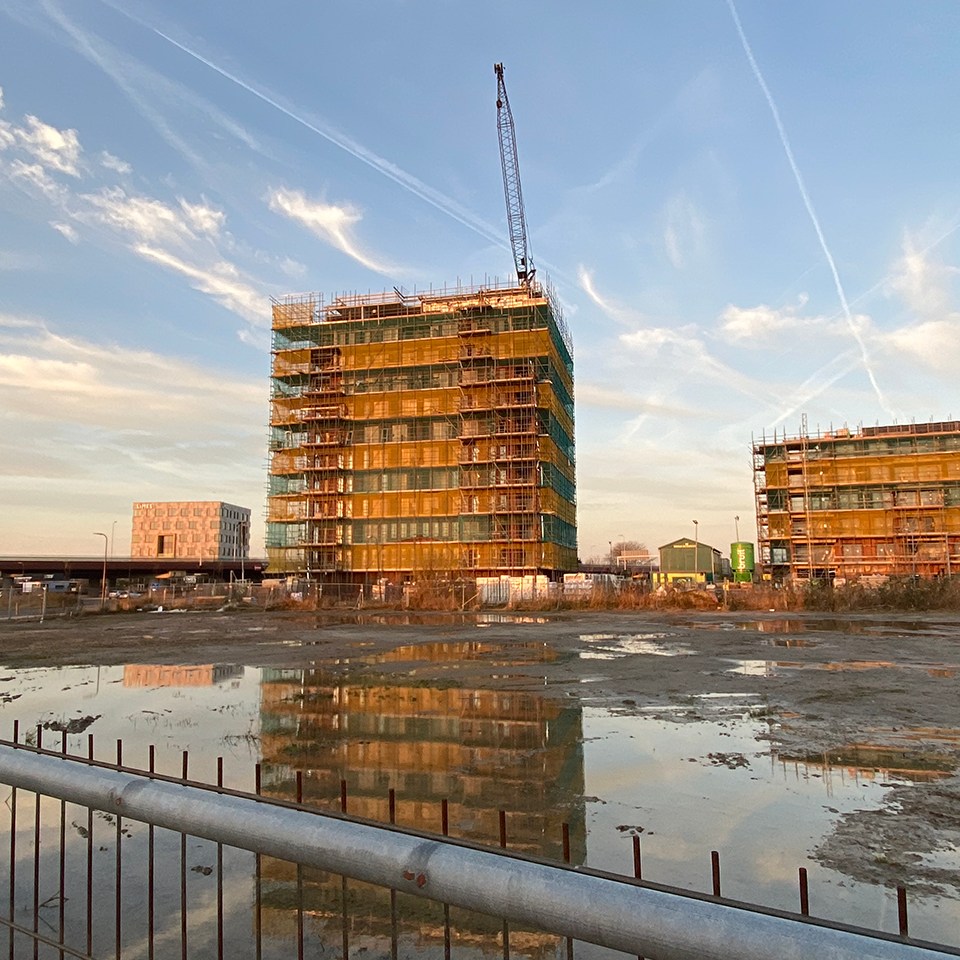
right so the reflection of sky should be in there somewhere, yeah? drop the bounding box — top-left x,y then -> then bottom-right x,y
581,707 -> 960,944
0,664 -> 957,952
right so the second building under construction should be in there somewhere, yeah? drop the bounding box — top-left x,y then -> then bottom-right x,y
267,280 -> 576,580
754,420 -> 960,582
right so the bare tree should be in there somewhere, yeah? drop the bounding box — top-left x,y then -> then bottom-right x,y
606,540 -> 650,565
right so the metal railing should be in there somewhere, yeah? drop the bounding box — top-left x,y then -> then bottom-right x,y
0,732 -> 957,960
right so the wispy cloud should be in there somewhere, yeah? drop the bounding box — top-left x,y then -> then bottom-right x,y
663,190 -> 706,269
99,150 -> 131,175
103,3 -> 510,253
0,313 -> 267,552
39,0 -> 263,177
49,220 -> 78,243
577,265 -> 641,326
267,187 -> 400,276
133,244 -> 270,326
726,0 -> 890,414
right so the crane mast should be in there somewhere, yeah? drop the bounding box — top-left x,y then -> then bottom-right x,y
494,62 -> 535,287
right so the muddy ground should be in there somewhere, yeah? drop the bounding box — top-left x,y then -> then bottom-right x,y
1,607 -> 959,894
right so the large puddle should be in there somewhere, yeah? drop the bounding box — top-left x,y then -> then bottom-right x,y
0,639 -> 958,956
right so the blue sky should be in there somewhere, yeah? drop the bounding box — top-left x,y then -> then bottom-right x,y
2,1 -> 960,560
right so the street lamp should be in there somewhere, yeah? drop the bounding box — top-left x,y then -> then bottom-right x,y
734,515 -> 740,542
692,520 -> 699,582
93,532 -> 108,609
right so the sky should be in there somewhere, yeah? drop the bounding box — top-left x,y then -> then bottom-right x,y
2,1 -> 960,561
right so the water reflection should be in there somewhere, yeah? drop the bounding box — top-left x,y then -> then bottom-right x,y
257,664 -> 585,956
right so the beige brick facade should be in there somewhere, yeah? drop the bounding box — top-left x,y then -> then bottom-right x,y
130,501 -> 251,561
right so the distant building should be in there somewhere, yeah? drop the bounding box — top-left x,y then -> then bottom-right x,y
131,501 -> 250,561
753,421 -> 960,582
657,538 -> 724,584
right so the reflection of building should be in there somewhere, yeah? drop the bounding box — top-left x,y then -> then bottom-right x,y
123,664 -> 244,687
257,648 -> 585,955
777,736 -> 959,786
131,501 -> 251,560
266,283 -> 576,580
753,421 -> 960,581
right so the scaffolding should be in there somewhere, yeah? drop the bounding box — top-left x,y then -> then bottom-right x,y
753,420 -> 960,582
267,281 -> 576,580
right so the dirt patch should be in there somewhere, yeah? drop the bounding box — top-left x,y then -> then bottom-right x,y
814,774 -> 960,895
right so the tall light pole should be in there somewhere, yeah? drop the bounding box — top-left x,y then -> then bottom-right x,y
239,519 -> 248,582
692,520 -> 699,582
110,520 -> 117,559
734,515 -> 740,542
93,532 -> 108,609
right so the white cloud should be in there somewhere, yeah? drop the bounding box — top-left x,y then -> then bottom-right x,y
7,159 -> 64,200
178,197 -> 224,235
133,244 -> 270,325
718,296 -> 870,344
81,186 -> 196,245
49,221 -> 79,243
577,264 -> 641,326
0,87 -> 4,111
15,115 -> 82,176
267,186 -> 398,275
663,190 -> 705,269
877,236 -> 960,375
279,256 -> 307,278
886,233 -> 958,320
99,150 -> 131,175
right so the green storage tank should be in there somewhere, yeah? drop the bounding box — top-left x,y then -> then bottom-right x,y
731,542 -> 755,582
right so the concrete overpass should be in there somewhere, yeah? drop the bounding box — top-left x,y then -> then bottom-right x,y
0,556 -> 270,586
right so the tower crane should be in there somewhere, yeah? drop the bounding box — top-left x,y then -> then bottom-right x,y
494,63 -> 535,288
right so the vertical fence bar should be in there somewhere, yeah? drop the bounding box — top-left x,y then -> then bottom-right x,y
116,740 -> 123,960
499,810 -> 509,960
32,726 -> 41,960
897,886 -> 909,937
148,745 -> 155,960
798,867 -> 809,916
255,763 -> 262,960
562,823 -> 573,960
86,736 -> 93,957
58,732 -> 66,960
711,851 -> 721,898
441,799 -> 451,960
389,788 -> 398,960
296,771 -> 304,960
217,757 -> 224,960
340,779 -> 348,960
8,722 -> 17,960
633,836 -> 643,960
181,751 -> 188,960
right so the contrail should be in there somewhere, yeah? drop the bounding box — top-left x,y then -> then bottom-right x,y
111,9 -> 509,253
727,0 -> 891,414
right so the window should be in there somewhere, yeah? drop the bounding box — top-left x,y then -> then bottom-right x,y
157,535 -> 175,556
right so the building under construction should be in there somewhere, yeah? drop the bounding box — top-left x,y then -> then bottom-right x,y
266,281 -> 576,580
753,420 -> 960,582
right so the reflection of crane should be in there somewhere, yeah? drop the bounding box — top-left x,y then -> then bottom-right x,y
494,62 -> 535,287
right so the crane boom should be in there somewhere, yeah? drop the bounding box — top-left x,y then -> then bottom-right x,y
494,63 -> 535,286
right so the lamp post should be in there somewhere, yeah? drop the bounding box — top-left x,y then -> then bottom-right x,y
239,520 -> 248,583
734,515 -> 740,543
93,532 -> 108,609
110,520 -> 117,559
692,520 -> 699,583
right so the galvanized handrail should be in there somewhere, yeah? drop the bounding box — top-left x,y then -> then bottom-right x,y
0,744 -> 957,960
